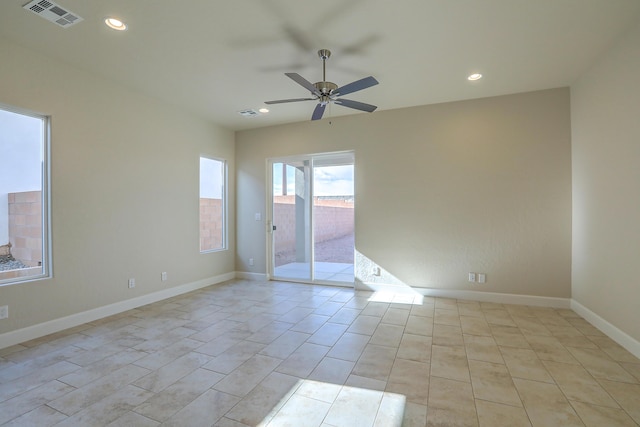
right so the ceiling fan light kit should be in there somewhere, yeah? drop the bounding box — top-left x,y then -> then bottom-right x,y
265,49 -> 379,121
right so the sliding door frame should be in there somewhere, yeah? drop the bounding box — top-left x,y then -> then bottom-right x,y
266,150 -> 355,286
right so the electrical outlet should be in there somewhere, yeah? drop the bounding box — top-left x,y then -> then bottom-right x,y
0,305 -> 8,320
478,273 -> 486,283
249,258 -> 254,266
468,273 -> 476,282
128,278 -> 135,288
161,272 -> 168,281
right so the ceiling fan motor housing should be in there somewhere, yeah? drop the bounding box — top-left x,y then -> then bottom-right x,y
314,81 -> 337,96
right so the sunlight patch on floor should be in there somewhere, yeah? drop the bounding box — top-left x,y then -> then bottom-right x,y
367,290 -> 424,305
258,379 -> 405,427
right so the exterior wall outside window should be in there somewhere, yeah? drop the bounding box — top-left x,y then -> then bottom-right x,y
0,106 -> 50,285
200,157 -> 226,252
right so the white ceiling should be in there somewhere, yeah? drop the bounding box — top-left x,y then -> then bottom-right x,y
2,0 -> 640,131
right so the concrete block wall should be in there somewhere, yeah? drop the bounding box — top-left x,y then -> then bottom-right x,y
8,191 -> 42,267
273,201 -> 296,256
0,266 -> 41,281
273,195 -> 354,262
314,200 -> 354,244
200,198 -> 223,251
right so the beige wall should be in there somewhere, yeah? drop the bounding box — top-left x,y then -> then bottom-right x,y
0,37 -> 235,335
571,20 -> 640,342
0,33 -> 579,340
236,88 -> 572,297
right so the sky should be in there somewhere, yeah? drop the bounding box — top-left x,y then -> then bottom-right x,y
0,108 -> 43,194
0,107 -> 44,243
199,157 -> 224,199
273,163 -> 354,197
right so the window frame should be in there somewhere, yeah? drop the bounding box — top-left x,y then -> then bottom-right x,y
199,155 -> 228,253
0,103 -> 52,286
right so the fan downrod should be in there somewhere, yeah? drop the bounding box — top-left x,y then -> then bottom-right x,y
315,49 -> 336,100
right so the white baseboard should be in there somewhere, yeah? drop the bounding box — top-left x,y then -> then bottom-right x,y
571,300 -> 640,359
355,281 -> 571,308
235,271 -> 268,281
5,275 -> 637,363
0,272 -> 235,350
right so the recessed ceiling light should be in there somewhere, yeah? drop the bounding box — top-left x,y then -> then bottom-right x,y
468,73 -> 482,81
105,17 -> 127,31
259,108 -> 269,114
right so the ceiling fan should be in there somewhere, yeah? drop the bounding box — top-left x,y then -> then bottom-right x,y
265,49 -> 379,121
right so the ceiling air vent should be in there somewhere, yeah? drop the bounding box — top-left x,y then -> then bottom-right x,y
23,0 -> 84,28
238,109 -> 259,117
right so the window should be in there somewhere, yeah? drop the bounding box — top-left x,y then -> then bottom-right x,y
199,156 -> 227,252
0,105 -> 51,285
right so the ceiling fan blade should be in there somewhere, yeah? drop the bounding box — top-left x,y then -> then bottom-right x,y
285,73 -> 321,96
282,25 -> 315,52
334,98 -> 377,113
334,76 -> 379,97
260,63 -> 308,72
339,34 -> 380,56
311,103 -> 326,120
265,98 -> 316,105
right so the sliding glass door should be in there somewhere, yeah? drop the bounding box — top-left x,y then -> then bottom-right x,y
270,152 -> 354,285
272,159 -> 312,281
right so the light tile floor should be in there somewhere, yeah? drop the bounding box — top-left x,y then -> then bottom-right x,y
0,279 -> 639,426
